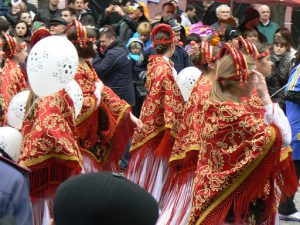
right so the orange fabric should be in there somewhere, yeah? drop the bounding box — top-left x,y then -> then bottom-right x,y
19,90 -> 82,197
0,59 -> 28,125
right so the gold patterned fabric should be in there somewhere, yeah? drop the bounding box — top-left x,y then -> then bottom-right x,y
129,55 -> 184,158
19,90 -> 82,197
0,59 -> 28,125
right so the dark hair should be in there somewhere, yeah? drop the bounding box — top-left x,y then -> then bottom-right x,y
17,10 -> 31,21
153,31 -> 172,54
67,25 -> 97,59
273,36 -> 290,51
99,25 -> 116,39
61,7 -> 76,16
162,2 -> 175,10
185,4 -> 195,12
3,36 -> 24,59
0,18 -> 9,33
243,29 -> 258,38
275,27 -> 294,49
294,45 -> 300,66
187,33 -> 201,43
13,20 -> 29,38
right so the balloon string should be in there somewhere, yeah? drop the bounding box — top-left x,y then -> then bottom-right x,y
270,83 -> 289,98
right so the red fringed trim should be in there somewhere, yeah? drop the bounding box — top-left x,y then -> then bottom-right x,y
278,152 -> 299,202
29,158 -> 81,201
154,128 -> 175,159
169,150 -> 199,177
102,109 -> 133,170
98,101 -> 118,142
200,126 -> 282,225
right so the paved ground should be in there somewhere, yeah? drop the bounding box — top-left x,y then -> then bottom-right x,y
280,187 -> 300,225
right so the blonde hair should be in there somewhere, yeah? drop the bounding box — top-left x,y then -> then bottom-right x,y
137,22 -> 151,35
210,54 -> 255,103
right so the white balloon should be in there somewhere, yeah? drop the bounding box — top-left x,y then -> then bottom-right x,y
27,36 -> 78,97
7,90 -> 30,130
0,126 -> 22,162
176,67 -> 202,101
65,80 -> 83,118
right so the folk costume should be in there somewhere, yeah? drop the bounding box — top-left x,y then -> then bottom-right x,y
125,24 -> 185,206
187,44 -> 294,225
0,34 -> 28,125
70,20 -> 133,172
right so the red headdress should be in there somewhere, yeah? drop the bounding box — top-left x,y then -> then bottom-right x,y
3,34 -> 20,58
256,50 -> 270,60
237,36 -> 258,59
200,41 -> 214,65
151,24 -> 174,46
30,28 -> 51,48
71,19 -> 95,47
218,42 -> 249,85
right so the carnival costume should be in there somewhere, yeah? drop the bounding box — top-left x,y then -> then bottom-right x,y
71,20 -> 133,172
125,24 -> 185,206
0,34 -> 28,125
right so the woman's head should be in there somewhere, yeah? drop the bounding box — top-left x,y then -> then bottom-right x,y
275,27 -> 294,49
244,29 -> 258,43
211,46 -> 255,102
3,34 -> 27,63
14,20 -> 28,38
67,21 -> 97,59
18,11 -> 32,26
255,42 -> 272,77
273,36 -> 289,55
11,1 -> 27,15
151,24 -> 175,57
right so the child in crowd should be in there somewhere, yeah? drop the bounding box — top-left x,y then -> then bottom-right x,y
127,38 -> 144,62
244,29 -> 259,43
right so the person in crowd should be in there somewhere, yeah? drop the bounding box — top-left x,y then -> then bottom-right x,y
239,7 -> 267,44
152,2 -> 176,27
21,0 -> 38,15
258,4 -> 279,44
255,42 -> 273,77
13,20 -> 29,39
0,150 -> 33,225
93,25 -> 135,106
267,36 -> 293,111
168,0 -> 183,16
223,27 -> 241,48
50,172 -> 159,225
61,7 -> 76,30
33,0 -> 62,26
185,33 -> 202,67
73,0 -> 95,26
188,43 -> 294,225
244,29 -> 259,43
279,48 -> 300,222
275,27 -> 297,58
0,17 -> 10,34
127,37 -> 143,63
4,1 -> 27,26
0,34 -> 28,125
180,3 -> 196,28
18,11 -> 32,28
136,21 -> 152,51
125,24 -> 185,209
211,4 -> 231,29
216,17 -> 237,42
49,17 -> 67,35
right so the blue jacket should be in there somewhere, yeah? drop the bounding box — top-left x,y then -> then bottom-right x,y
0,156 -> 33,225
93,41 -> 135,106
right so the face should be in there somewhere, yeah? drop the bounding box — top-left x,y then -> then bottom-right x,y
187,8 -> 196,18
16,44 -> 28,64
217,22 -> 227,36
20,12 -> 32,26
99,34 -> 115,50
162,5 -> 175,19
15,22 -> 27,37
230,37 -> 240,49
50,0 -> 60,6
174,31 -> 181,44
74,0 -> 85,11
61,10 -> 73,25
138,33 -> 150,43
246,35 -> 258,43
274,43 -> 287,56
274,32 -> 282,39
129,9 -> 142,20
256,55 -> 273,77
50,24 -> 66,35
11,5 -> 21,15
259,6 -> 270,21
218,7 -> 230,20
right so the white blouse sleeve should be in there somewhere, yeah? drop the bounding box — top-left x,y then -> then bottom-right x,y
264,103 -> 292,147
94,81 -> 102,107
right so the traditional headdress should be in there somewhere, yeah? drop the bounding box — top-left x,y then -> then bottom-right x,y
237,36 -> 258,59
151,24 -> 174,46
30,28 -> 51,48
218,42 -> 249,85
200,41 -> 213,65
3,34 -> 20,58
256,50 -> 270,60
71,19 -> 95,47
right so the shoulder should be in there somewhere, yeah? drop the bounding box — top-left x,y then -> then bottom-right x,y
0,160 -> 26,188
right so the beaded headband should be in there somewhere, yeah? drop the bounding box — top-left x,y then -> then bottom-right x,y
3,34 -> 20,58
72,19 -> 95,47
237,36 -> 258,59
219,42 -> 249,85
151,24 -> 174,46
200,41 -> 214,65
256,51 -> 270,60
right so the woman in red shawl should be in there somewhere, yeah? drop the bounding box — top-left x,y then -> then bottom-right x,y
125,24 -> 185,206
67,20 -> 140,172
0,34 -> 28,125
188,43 -> 295,225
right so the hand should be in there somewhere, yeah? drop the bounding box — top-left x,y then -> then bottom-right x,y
130,112 -> 143,128
94,81 -> 104,107
113,5 -> 125,16
252,70 -> 272,105
105,5 -> 113,15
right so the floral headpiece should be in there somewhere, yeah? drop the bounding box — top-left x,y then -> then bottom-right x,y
71,19 -> 95,47
151,24 -> 174,46
218,43 -> 249,85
